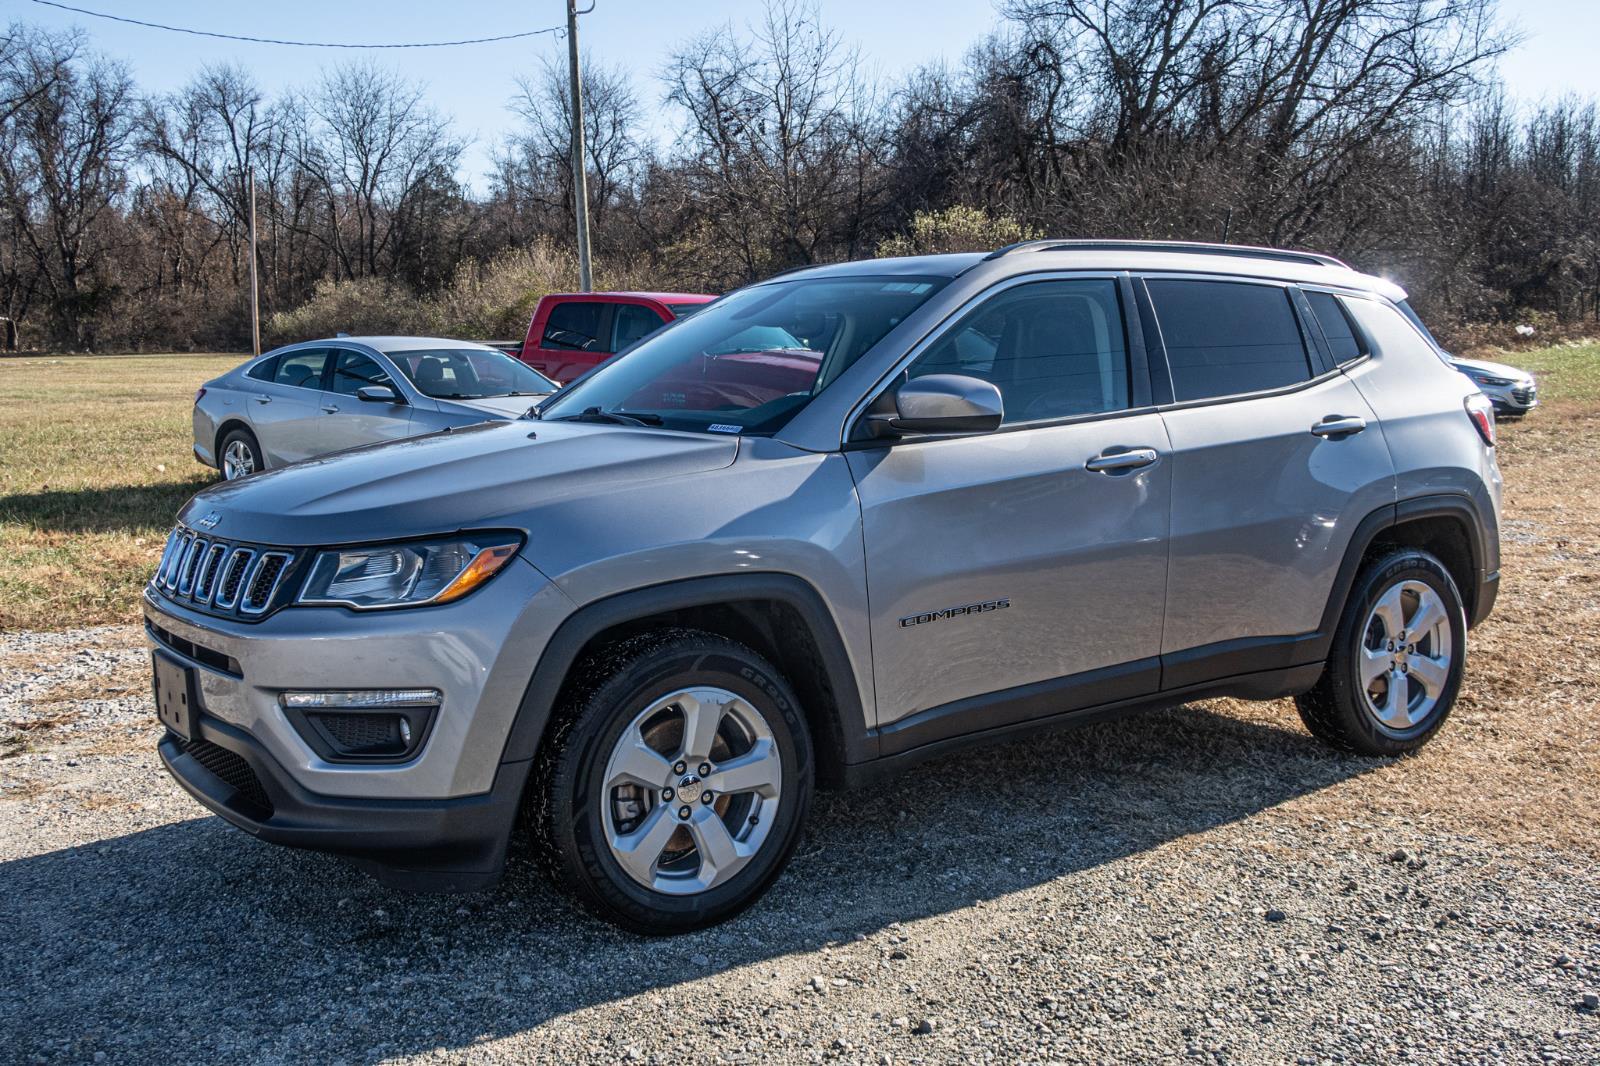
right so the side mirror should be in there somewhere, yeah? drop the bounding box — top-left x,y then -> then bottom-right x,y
866,374 -> 1004,438
356,385 -> 403,405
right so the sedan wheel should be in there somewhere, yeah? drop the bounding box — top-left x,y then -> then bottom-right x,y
218,429 -> 262,480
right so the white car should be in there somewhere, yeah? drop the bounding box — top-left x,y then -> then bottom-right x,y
192,337 -> 556,479
1448,355 -> 1538,417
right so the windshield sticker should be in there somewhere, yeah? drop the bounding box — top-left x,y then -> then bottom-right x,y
707,424 -> 743,434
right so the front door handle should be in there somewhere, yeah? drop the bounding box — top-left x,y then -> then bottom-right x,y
1085,447 -> 1159,474
321,403 -> 340,414
1310,414 -> 1367,438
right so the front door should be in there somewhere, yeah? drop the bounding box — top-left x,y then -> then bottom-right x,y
847,278 -> 1171,750
320,348 -> 413,455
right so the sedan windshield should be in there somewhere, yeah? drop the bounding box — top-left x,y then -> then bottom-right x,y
389,348 -> 555,400
538,276 -> 949,434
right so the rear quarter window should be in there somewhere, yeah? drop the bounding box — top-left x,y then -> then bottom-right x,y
246,356 -> 278,382
1305,291 -> 1366,365
1146,279 -> 1313,402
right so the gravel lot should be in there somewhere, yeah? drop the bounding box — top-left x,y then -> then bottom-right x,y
3,416 -> 1599,1065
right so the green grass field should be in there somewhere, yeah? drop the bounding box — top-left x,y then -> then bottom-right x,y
0,353 -> 243,630
1,344 -> 1596,632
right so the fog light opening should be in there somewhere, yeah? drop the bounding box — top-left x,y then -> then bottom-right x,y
280,690 -> 440,762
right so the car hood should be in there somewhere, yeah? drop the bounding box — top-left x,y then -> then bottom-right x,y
1450,356 -> 1529,380
438,394 -> 547,419
179,420 -> 739,546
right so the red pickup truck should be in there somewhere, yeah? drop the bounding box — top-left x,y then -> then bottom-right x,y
508,291 -> 716,383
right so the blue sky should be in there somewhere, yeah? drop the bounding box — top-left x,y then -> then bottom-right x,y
12,0 -> 1600,189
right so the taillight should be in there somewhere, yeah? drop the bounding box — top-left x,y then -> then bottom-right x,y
194,387 -> 206,405
1465,393 -> 1495,447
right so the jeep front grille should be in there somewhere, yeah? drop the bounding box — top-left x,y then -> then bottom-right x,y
151,527 -> 301,621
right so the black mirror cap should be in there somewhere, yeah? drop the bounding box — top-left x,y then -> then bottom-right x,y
867,373 -> 1004,438
355,385 -> 403,404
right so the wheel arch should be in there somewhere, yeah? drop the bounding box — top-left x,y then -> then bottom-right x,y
498,574 -> 872,790
213,419 -> 259,467
1319,494 -> 1494,648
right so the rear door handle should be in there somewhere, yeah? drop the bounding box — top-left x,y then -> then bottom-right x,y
1085,447 -> 1159,474
253,394 -> 271,405
321,404 -> 340,414
1310,414 -> 1367,438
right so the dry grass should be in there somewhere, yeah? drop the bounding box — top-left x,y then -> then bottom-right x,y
0,353 -> 241,630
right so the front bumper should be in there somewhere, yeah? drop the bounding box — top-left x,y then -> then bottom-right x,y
144,556 -> 572,886
159,715 -> 529,890
1481,380 -> 1538,414
143,558 -> 568,800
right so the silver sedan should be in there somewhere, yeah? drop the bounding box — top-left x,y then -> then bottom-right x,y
192,337 -> 556,479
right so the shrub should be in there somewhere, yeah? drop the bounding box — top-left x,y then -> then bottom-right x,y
877,206 -> 1038,258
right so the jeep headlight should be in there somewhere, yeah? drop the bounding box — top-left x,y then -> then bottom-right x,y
296,533 -> 523,609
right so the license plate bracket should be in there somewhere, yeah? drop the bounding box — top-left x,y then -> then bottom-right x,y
152,651 -> 198,742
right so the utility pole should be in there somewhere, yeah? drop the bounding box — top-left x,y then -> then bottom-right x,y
248,171 -> 261,357
566,0 -> 593,292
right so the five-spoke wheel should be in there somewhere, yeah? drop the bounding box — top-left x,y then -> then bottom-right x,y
1297,549 -> 1466,755
537,629 -> 812,933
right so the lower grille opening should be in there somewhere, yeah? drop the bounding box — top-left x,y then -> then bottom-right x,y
302,709 -> 431,760
176,736 -> 274,816
147,622 -> 242,677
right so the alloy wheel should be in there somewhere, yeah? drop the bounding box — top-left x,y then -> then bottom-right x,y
600,686 -> 782,896
222,439 -> 256,480
1359,578 -> 1454,732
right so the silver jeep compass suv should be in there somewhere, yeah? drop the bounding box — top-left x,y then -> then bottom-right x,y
146,240 -> 1502,932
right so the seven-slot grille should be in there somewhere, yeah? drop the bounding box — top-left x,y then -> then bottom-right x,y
153,527 -> 297,619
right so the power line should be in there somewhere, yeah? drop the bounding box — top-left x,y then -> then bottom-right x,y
26,1 -> 565,49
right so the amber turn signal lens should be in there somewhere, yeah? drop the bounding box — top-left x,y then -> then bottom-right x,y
434,543 -> 520,604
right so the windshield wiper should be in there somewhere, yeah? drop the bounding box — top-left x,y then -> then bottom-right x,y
549,406 -> 663,427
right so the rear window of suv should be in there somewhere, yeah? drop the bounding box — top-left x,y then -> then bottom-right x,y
1146,279 -> 1313,401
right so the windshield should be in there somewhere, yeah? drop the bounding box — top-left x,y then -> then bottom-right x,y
389,348 -> 556,400
539,276 -> 949,434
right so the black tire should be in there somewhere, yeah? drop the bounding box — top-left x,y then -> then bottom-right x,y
534,628 -> 814,934
217,425 -> 264,481
1296,549 -> 1467,756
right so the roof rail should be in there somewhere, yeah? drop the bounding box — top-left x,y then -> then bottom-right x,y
984,238 -> 1349,269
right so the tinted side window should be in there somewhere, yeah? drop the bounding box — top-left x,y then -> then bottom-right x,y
1305,291 -> 1364,365
909,279 -> 1130,424
328,350 -> 396,396
273,349 -> 328,390
1147,280 -> 1312,401
541,301 -> 606,351
613,303 -> 665,351
246,356 -> 278,382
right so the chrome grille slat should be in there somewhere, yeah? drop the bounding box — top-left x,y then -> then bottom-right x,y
240,551 -> 293,615
194,543 -> 227,604
162,531 -> 193,590
212,548 -> 254,609
176,537 -> 206,595
148,526 -> 297,620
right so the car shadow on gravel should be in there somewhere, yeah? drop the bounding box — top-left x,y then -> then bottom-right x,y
0,700 -> 1378,1062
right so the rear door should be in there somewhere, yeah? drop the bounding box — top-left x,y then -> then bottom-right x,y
249,347 -> 330,465
319,347 -> 414,454
527,299 -> 613,382
1142,276 -> 1395,686
849,276 -> 1172,749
